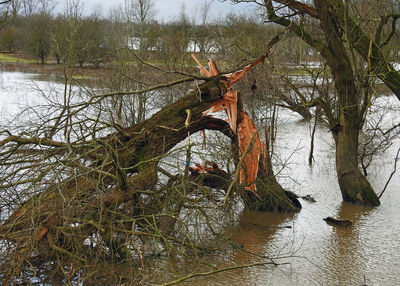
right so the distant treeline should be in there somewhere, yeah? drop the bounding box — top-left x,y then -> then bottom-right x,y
1,0 -> 399,69
0,3 -> 320,67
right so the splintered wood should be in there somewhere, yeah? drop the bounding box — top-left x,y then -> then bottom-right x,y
191,54 -> 264,193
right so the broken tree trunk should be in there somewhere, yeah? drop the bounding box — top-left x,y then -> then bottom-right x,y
191,54 -> 300,212
239,126 -> 301,212
1,50 -> 302,283
0,77 -> 235,270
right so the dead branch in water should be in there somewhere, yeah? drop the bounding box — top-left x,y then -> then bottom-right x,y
0,31 -> 298,284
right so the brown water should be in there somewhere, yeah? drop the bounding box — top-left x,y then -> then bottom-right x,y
1,71 -> 399,285
158,115 -> 400,286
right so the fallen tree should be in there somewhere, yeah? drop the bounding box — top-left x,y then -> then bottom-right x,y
0,45 -> 300,283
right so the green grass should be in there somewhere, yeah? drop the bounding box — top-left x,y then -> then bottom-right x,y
0,53 -> 35,63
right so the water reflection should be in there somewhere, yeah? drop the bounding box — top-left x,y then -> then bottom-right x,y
231,211 -> 297,285
162,211 -> 296,286
233,210 -> 295,262
322,203 -> 374,285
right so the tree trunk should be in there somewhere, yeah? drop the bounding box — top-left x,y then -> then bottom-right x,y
334,126 -> 380,206
328,0 -> 400,101
240,126 -> 301,212
264,0 -> 382,206
242,159 -> 301,212
315,0 -> 380,206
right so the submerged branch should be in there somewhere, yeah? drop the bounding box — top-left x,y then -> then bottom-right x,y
378,147 -> 400,199
160,261 -> 286,286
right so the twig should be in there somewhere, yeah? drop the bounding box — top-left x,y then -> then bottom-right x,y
184,109 -> 192,178
48,233 -> 86,263
383,122 -> 400,135
0,134 -> 67,148
159,261 -> 282,286
378,147 -> 400,199
308,107 -> 318,165
94,77 -> 200,99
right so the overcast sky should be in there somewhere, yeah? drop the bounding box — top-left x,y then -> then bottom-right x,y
67,0 -> 256,22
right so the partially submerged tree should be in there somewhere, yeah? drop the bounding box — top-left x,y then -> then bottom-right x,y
0,33 -> 300,282
228,0 -> 400,206
191,52 -> 300,211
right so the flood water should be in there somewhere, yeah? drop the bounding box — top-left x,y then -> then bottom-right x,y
1,71 -> 399,285
157,116 -> 399,286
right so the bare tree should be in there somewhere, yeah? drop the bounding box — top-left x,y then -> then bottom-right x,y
223,0 -> 400,206
24,12 -> 52,64
200,0 -> 212,25
126,0 -> 154,25
0,0 -> 17,28
20,0 -> 38,17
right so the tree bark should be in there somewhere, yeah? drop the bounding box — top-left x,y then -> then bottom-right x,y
315,0 -> 380,206
328,0 -> 400,101
241,147 -> 301,212
334,127 -> 379,206
240,121 -> 301,212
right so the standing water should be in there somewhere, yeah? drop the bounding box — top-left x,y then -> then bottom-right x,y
0,71 -> 399,285
170,100 -> 400,285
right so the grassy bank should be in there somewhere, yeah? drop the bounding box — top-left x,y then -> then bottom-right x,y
0,52 -> 112,87
0,53 -> 35,63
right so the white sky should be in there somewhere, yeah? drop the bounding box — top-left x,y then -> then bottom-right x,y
59,0 -> 257,22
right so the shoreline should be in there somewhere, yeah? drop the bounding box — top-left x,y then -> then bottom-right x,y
0,57 -> 112,88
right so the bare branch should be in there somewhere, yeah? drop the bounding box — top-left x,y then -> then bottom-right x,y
378,147 -> 400,199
